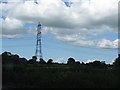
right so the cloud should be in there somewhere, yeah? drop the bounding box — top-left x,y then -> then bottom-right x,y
85,59 -> 107,64
1,0 -> 119,48
97,39 -> 119,49
2,34 -> 23,39
4,0 -> 118,29
53,57 -> 66,63
1,17 -> 26,38
85,59 -> 96,64
2,17 -> 24,34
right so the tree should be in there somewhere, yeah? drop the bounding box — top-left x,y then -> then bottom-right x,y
67,58 -> 76,65
39,58 -> 46,64
11,54 -> 20,64
75,61 -> 80,64
82,62 -> 85,65
28,56 -> 37,64
47,59 -> 53,64
19,58 -> 27,64
87,61 -> 107,68
113,54 -> 120,69
2,52 -> 12,64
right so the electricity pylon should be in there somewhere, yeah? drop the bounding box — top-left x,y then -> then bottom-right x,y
35,22 -> 43,60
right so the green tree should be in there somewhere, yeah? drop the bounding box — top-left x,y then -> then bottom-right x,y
67,58 -> 76,65
2,52 -> 13,64
39,58 -> 46,64
87,61 -> 106,68
47,59 -> 53,64
19,58 -> 27,64
28,56 -> 37,64
11,54 -> 20,64
113,54 -> 120,69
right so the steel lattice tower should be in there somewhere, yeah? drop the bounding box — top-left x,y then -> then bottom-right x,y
35,22 -> 43,60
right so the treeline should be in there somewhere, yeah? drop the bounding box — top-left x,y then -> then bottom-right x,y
1,51 -> 120,88
1,51 -> 120,67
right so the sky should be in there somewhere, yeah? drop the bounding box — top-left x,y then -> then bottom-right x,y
0,0 -> 119,64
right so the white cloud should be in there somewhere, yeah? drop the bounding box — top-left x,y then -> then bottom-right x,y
53,57 -> 66,63
1,17 -> 25,34
4,0 -> 118,29
2,34 -> 23,39
97,39 -> 119,49
1,0 -> 119,48
85,59 -> 96,64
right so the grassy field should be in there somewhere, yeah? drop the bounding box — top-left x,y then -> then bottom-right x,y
2,52 -> 119,88
2,64 -> 119,88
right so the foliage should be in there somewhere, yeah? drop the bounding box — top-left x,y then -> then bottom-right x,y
86,61 -> 107,69
39,58 -> 46,64
1,51 -> 119,88
47,59 -> 53,64
67,58 -> 76,64
28,56 -> 37,64
113,54 -> 120,69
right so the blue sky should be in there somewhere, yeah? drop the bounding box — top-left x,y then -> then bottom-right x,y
1,0 -> 119,64
2,34 -> 117,64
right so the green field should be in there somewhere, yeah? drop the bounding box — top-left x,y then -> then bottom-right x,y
2,64 -> 119,88
2,52 -> 120,88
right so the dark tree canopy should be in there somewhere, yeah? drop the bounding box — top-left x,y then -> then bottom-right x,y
39,58 -> 46,64
47,59 -> 53,64
67,58 -> 76,64
86,61 -> 107,68
2,52 -> 27,64
32,56 -> 37,60
113,54 -> 120,69
28,56 -> 37,64
2,51 -> 119,88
